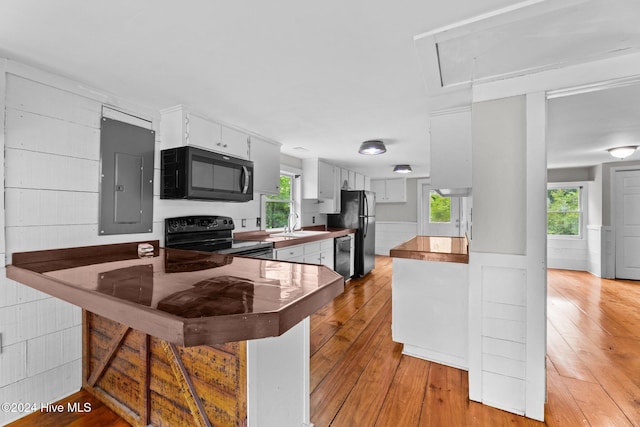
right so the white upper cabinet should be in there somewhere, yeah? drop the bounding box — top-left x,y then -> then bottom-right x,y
185,113 -> 222,149
220,125 -> 250,159
370,178 -> 406,203
364,176 -> 371,191
250,136 -> 281,195
355,173 -> 365,190
302,158 -> 340,213
429,109 -> 471,189
317,161 -> 336,200
348,170 -> 356,190
160,105 -> 249,159
340,167 -> 367,190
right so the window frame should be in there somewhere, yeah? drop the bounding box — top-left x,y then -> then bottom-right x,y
262,166 -> 301,231
546,183 -> 587,240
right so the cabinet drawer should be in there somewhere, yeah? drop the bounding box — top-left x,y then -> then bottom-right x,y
304,242 -> 322,254
276,245 -> 304,260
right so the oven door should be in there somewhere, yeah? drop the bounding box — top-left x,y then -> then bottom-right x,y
188,148 -> 253,202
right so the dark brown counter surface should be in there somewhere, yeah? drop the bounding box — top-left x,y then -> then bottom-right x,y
6,241 -> 344,347
234,226 -> 356,248
389,236 -> 469,264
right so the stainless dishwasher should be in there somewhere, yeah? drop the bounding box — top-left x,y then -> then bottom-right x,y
334,235 -> 352,280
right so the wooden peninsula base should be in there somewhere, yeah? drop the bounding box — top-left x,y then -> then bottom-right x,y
83,311 -> 247,427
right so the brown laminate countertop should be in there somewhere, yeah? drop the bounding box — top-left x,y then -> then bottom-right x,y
6,241 -> 344,347
234,226 -> 356,248
389,236 -> 469,264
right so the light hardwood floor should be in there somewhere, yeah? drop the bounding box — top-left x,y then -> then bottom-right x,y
9,256 -> 640,426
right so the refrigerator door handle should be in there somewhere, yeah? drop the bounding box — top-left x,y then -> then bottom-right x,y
363,192 -> 369,218
362,192 -> 369,238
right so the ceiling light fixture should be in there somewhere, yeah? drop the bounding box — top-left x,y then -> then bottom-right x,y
607,145 -> 639,160
358,140 -> 386,155
393,164 -> 412,173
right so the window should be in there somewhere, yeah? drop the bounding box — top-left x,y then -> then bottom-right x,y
265,173 -> 296,230
429,191 -> 451,223
547,186 -> 582,237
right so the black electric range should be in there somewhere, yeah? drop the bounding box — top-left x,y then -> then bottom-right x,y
164,216 -> 273,259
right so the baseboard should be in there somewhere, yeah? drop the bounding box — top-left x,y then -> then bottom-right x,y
402,344 -> 468,371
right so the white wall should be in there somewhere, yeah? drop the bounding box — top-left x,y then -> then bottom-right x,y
375,222 -> 418,255
0,60 -> 270,425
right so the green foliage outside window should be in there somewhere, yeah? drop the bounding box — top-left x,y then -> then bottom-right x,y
266,175 -> 293,229
430,191 -> 451,223
547,188 -> 580,236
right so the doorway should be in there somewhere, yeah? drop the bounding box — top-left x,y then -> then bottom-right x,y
614,169 -> 640,280
417,180 -> 465,237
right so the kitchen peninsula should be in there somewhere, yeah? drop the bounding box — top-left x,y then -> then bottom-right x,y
390,236 -> 469,370
6,241 -> 344,427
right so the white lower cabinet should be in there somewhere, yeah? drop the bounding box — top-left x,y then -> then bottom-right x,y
392,257 -> 468,370
274,238 -> 334,269
274,244 -> 304,262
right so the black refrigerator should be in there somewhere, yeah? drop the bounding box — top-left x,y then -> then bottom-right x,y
327,190 -> 376,277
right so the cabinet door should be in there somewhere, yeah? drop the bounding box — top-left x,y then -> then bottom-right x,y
251,137 -> 281,195
317,161 -> 335,199
370,179 -> 386,201
220,126 -> 249,159
319,248 -> 334,269
385,178 -> 406,202
355,173 -> 365,190
429,110 -> 472,189
364,176 -> 371,191
186,113 -> 221,151
348,170 -> 356,190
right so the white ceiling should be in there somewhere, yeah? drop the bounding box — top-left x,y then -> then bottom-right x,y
0,0 -> 639,178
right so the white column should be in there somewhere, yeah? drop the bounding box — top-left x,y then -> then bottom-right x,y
468,93 -> 547,421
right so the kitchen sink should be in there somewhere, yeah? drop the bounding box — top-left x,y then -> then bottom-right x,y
269,230 -> 331,238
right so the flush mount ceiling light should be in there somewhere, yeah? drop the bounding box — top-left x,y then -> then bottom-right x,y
607,145 -> 639,159
358,140 -> 386,155
393,164 -> 413,173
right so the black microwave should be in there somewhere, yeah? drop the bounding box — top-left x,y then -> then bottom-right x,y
161,146 -> 254,202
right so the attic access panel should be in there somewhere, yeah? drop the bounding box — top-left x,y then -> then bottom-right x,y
414,0 -> 640,92
99,117 -> 155,235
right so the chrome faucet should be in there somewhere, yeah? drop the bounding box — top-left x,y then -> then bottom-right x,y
285,212 -> 299,233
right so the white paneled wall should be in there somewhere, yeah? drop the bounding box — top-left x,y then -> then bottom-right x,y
0,64 -> 263,424
1,73 -> 107,424
547,238 -> 588,271
471,254 -> 529,415
375,222 -> 418,255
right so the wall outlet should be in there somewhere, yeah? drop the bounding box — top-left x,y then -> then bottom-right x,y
241,218 -> 246,228
312,216 -> 316,224
256,217 -> 261,228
